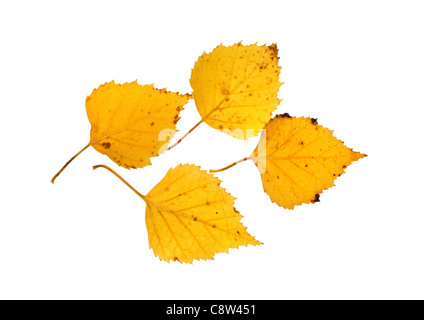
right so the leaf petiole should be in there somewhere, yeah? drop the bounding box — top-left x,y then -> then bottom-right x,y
167,118 -> 204,151
92,164 -> 147,201
209,156 -> 253,173
51,143 -> 91,184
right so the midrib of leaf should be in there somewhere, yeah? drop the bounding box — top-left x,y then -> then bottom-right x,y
90,100 -> 170,146
168,49 -> 270,150
145,192 -> 252,241
202,62 -> 260,122
145,168 -> 232,232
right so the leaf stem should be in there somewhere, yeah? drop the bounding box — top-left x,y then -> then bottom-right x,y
92,164 -> 147,201
51,143 -> 91,184
167,118 -> 204,151
209,156 -> 252,173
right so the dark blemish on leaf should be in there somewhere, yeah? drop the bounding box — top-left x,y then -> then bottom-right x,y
249,93 -> 252,96
311,118 -> 318,125
268,43 -> 279,59
305,164 -> 308,167
194,217 -> 198,221
150,122 -> 155,126
173,256 -> 179,262
236,231 -> 240,234
215,211 -> 218,214
102,142 -> 111,149
176,106 -> 181,111
342,165 -> 347,168
212,224 -> 217,228
221,86 -> 230,95
277,175 -> 280,179
312,194 -> 320,203
300,141 -> 304,145
281,113 -> 291,118
218,125 -> 223,130
206,201 -> 211,206
173,114 -> 179,124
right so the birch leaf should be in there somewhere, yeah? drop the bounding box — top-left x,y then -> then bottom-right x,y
190,42 -> 282,140
94,164 -> 261,263
52,81 -> 191,183
252,114 -> 366,209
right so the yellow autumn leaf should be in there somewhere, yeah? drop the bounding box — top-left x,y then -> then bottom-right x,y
51,81 -> 191,183
252,114 -> 366,209
93,164 -> 261,263
188,42 -> 282,140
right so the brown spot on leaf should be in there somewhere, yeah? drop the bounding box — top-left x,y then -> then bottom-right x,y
311,193 -> 320,203
173,114 -> 179,124
102,142 -> 111,149
311,118 -> 318,125
268,43 -> 279,60
220,85 -> 229,95
150,122 -> 155,126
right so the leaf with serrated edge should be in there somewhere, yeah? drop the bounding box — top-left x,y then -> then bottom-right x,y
88,81 -> 190,168
145,164 -> 261,263
51,81 -> 191,183
252,115 -> 366,209
190,42 -> 282,139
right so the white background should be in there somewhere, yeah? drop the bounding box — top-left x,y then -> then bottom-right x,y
1,0 -> 423,300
